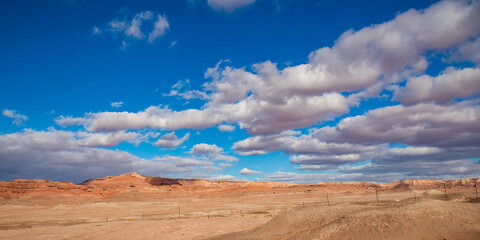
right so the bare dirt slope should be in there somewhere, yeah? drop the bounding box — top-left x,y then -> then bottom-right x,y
209,199 -> 480,240
0,173 -> 479,239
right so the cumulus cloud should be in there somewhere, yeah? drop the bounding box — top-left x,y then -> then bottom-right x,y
218,162 -> 233,168
0,129 -> 210,182
217,124 -> 236,132
262,157 -> 480,184
64,0 -> 480,136
39,0 -> 480,182
188,143 -> 239,164
153,132 -> 190,148
111,101 -> 124,108
234,100 -> 480,180
210,154 -> 238,162
55,116 -> 85,127
239,168 -> 262,175
311,101 -> 480,147
451,36 -> 480,65
76,131 -> 144,147
190,143 -> 223,155
95,10 -> 170,48
2,109 -> 27,126
58,93 -> 348,135
393,67 -> 480,105
233,130 -> 377,156
207,0 -> 256,12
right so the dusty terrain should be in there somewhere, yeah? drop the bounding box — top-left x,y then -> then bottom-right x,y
0,173 -> 478,239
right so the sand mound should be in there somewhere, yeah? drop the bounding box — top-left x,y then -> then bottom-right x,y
209,200 -> 480,240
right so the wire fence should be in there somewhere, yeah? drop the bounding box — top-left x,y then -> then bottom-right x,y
1,185 -> 478,230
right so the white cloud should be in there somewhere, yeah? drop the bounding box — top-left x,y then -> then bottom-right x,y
125,11 -> 153,39
393,67 -> 480,105
72,0 -> 480,136
239,168 -> 262,175
312,101 -> 480,147
42,0 -> 480,182
108,19 -> 127,33
208,174 -> 245,181
188,143 -> 239,164
218,124 -> 236,132
92,26 -> 102,35
262,171 -> 333,184
76,131 -> 143,147
154,155 -> 212,167
95,10 -> 170,48
261,159 -> 480,183
290,154 -> 363,165
111,101 -> 124,108
153,132 -> 190,148
451,36 -> 480,65
60,92 -> 348,135
386,146 -> 443,156
337,159 -> 480,182
148,14 -> 170,43
190,143 -> 223,155
218,162 -> 233,168
232,99 -> 480,180
233,130 -> 377,156
210,154 -> 238,162
207,0 -> 256,12
2,109 -> 27,126
0,129 -> 208,182
163,79 -> 209,100
55,116 -> 85,127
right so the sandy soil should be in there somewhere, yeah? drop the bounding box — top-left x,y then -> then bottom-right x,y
209,199 -> 480,240
0,216 -> 270,240
0,176 -> 479,239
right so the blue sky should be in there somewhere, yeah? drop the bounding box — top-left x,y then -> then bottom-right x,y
1,0 -> 480,183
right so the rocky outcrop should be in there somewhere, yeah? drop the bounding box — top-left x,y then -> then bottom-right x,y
0,178 -> 90,198
1,172 -> 477,199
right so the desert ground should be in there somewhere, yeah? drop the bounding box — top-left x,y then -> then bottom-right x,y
0,173 -> 479,239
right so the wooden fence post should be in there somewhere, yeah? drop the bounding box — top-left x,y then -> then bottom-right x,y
443,184 -> 447,200
326,193 -> 330,206
475,183 -> 478,199
375,188 -> 379,203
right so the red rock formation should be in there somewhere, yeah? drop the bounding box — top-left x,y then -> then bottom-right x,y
1,172 -> 477,199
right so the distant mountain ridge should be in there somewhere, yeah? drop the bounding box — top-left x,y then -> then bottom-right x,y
1,172 -> 478,199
